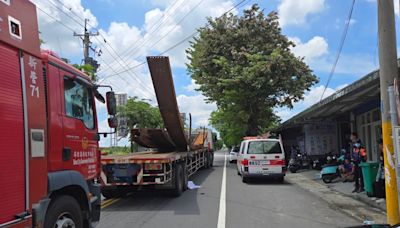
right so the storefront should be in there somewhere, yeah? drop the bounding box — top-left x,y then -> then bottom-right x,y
276,69 -> 381,161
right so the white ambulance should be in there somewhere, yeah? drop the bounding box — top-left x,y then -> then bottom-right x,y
237,137 -> 286,183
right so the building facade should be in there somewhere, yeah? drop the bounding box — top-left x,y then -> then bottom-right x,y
276,69 -> 382,161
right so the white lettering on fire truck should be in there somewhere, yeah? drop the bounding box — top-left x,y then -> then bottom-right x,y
28,56 -> 39,98
72,150 -> 96,165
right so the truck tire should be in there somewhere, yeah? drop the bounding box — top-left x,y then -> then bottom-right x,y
204,153 -> 210,169
209,153 -> 214,167
171,164 -> 184,197
182,163 -> 188,191
44,195 -> 83,228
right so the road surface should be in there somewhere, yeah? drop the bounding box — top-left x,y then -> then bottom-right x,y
98,150 -> 359,228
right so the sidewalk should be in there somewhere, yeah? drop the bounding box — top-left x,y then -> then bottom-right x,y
300,169 -> 387,211
286,170 -> 387,224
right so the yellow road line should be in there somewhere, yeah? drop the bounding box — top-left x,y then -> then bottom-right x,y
101,198 -> 121,209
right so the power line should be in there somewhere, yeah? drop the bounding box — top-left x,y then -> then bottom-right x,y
99,0 -> 183,67
36,4 -> 124,91
98,0 -> 197,75
102,0 -> 249,79
320,0 -> 356,101
48,0 -> 155,93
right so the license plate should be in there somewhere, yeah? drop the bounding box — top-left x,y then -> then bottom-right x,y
260,160 -> 270,165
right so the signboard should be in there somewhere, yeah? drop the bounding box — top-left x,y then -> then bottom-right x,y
304,123 -> 338,155
394,126 -> 400,166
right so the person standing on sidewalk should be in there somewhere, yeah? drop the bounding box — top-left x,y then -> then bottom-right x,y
351,132 -> 364,193
374,139 -> 386,198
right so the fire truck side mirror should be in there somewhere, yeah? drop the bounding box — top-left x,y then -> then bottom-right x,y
108,117 -> 118,129
106,91 -> 117,116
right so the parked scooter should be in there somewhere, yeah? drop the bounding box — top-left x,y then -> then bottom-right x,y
320,154 -> 344,183
289,153 -> 311,173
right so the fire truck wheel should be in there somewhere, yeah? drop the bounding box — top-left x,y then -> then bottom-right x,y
44,195 -> 83,228
171,164 -> 184,197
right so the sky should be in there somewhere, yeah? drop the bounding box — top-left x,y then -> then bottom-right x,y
31,0 -> 399,147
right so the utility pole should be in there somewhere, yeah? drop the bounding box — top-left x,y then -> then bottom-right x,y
378,0 -> 400,225
74,19 -> 100,71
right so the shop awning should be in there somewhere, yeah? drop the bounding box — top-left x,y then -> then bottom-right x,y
276,69 -> 380,131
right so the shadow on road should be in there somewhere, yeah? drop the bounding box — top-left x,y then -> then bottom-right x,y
103,165 -> 218,215
225,161 -> 293,186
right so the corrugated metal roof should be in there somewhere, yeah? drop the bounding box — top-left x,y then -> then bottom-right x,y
276,69 -> 380,131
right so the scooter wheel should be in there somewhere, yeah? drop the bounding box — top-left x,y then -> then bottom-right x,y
289,166 -> 297,173
322,175 -> 332,183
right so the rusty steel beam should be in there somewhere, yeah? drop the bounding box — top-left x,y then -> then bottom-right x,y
131,128 -> 176,151
147,56 -> 188,151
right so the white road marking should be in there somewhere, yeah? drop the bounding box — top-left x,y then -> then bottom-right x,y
217,152 -> 227,228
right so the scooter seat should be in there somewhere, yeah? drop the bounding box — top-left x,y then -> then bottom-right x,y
322,163 -> 339,168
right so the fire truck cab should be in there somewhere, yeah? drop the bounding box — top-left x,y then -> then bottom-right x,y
0,1 -> 116,227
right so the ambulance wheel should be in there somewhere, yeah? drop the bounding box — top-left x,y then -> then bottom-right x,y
242,175 -> 248,183
44,195 -> 83,228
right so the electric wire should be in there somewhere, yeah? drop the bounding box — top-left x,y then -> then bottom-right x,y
102,0 -> 249,79
320,0 -> 356,101
47,0 -> 155,94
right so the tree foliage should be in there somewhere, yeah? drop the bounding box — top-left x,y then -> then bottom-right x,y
186,4 -> 318,145
73,64 -> 97,82
118,97 -> 164,130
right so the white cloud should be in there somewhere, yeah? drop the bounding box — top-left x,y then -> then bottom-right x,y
275,84 -> 347,122
185,79 -> 200,92
278,0 -> 326,27
176,94 -> 217,126
290,36 -> 328,63
33,0 -> 98,57
290,37 -> 376,76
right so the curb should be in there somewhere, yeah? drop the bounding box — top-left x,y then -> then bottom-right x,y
286,174 -> 387,223
328,186 -> 386,212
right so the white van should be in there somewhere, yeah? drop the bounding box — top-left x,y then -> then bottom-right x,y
237,138 -> 286,183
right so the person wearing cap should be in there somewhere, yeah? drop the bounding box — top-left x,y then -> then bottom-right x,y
351,132 -> 365,193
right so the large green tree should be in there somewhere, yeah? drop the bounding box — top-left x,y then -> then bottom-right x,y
118,97 -> 164,152
187,4 -> 318,142
118,97 -> 163,130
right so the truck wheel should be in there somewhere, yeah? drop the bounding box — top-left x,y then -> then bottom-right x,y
44,195 -> 83,228
171,164 -> 184,197
204,153 -> 210,169
182,163 -> 188,191
209,153 -> 214,167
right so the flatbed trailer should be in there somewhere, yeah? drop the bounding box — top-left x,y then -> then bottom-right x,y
100,148 -> 214,198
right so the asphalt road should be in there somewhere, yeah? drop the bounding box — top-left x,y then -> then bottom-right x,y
98,150 -> 359,228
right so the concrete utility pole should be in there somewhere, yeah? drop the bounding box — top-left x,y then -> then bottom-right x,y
378,0 -> 400,224
74,19 -> 99,70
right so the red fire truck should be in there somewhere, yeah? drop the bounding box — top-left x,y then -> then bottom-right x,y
0,1 -> 116,227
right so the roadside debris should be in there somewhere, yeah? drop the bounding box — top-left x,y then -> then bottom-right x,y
188,181 -> 201,190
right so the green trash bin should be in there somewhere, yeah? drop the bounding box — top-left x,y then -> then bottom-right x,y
360,162 -> 379,197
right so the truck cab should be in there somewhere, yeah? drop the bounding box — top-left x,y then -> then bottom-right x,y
0,1 -> 116,227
